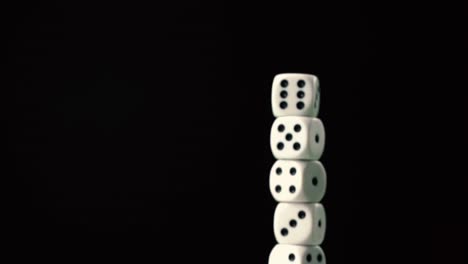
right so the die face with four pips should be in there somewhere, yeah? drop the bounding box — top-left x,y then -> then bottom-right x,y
269,160 -> 326,203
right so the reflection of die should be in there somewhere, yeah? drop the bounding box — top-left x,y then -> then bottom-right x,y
269,160 -> 326,203
268,244 -> 326,264
270,116 -> 325,160
271,73 -> 320,117
273,203 -> 326,245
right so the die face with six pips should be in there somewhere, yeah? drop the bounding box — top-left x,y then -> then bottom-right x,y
271,73 -> 320,118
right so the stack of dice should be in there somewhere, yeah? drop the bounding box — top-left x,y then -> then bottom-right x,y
268,73 -> 327,264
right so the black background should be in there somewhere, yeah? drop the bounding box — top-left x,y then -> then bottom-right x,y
4,0 -> 467,262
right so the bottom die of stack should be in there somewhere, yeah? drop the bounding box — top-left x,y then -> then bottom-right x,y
269,244 -> 326,264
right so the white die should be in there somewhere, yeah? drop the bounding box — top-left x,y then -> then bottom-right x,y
270,116 -> 325,160
270,160 -> 326,203
271,73 -> 320,117
269,244 -> 326,264
273,203 -> 326,245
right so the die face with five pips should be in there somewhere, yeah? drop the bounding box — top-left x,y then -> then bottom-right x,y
270,116 -> 325,161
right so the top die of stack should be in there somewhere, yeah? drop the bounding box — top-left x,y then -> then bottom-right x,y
272,73 -> 320,117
